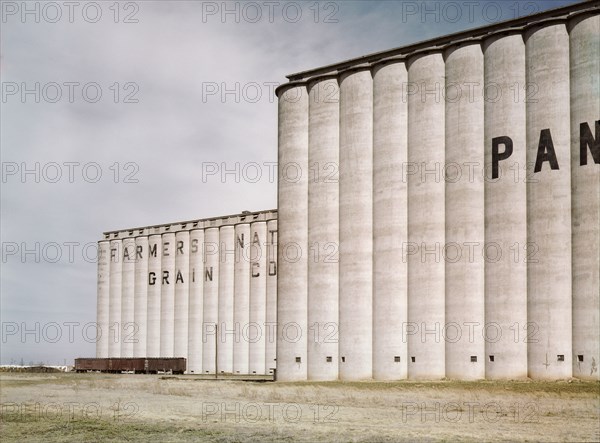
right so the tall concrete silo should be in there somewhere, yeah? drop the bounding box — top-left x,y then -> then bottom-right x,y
483,33 -> 528,379
444,43 -> 485,380
277,85 -> 309,381
108,239 -> 122,358
307,77 -> 339,381
120,237 -> 135,358
160,232 -> 176,358
96,241 -> 110,358
525,23 -> 573,380
203,227 -> 220,373
147,234 -> 162,357
174,230 -> 190,360
133,236 -> 148,358
372,60 -> 408,380
249,221 -> 267,374
570,13 -> 600,381
218,225 -> 235,373
407,53 -> 445,380
339,68 -> 373,380
233,223 -> 251,374
266,219 -> 278,375
188,229 -> 205,373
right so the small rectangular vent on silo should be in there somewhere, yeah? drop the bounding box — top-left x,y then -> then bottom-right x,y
326,356 -> 332,362
411,357 -> 415,363
557,355 -> 564,362
295,357 -> 301,363
489,355 -> 495,362
394,356 -> 401,363
470,356 -> 477,362
578,355 -> 584,362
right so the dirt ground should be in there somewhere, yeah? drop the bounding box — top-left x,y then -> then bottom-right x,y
1,373 -> 598,442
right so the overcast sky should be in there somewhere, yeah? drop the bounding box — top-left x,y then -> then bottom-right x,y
0,0 -> 580,365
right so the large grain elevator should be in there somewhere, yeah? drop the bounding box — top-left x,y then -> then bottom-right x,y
95,1 -> 599,382
275,1 -> 599,381
96,210 -> 278,376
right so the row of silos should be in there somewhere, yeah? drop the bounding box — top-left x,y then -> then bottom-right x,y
276,8 -> 599,381
96,210 -> 278,375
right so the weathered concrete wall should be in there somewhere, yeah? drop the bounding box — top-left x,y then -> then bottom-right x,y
274,4 -> 599,381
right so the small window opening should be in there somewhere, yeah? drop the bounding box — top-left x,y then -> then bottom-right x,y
295,357 -> 301,363
557,355 -> 564,362
341,356 -> 346,363
411,356 -> 416,363
577,355 -> 584,362
326,356 -> 332,363
470,356 -> 477,363
394,356 -> 401,363
489,355 -> 495,362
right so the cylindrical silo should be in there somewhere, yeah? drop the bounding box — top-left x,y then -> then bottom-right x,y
133,236 -> 148,358
218,226 -> 235,374
339,68 -> 373,381
174,231 -> 190,360
444,43 -> 485,380
265,220 -> 278,375
276,84 -> 309,381
108,239 -> 122,358
525,23 -> 572,380
307,77 -> 339,381
147,235 -> 161,357
96,241 -> 110,358
233,223 -> 251,375
188,229 -> 204,373
483,33 -> 528,379
407,53 -> 445,380
570,13 -> 600,381
120,237 -> 135,358
372,60 -> 408,380
203,227 -> 220,374
249,221 -> 267,374
160,232 -> 176,358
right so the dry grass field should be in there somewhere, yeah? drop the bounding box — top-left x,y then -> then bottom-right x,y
1,373 -> 598,442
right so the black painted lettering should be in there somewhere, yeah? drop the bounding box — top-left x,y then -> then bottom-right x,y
177,241 -> 184,254
148,272 -> 156,285
237,234 -> 244,249
163,242 -> 170,257
252,262 -> 260,277
534,129 -> 559,173
162,271 -> 169,285
580,120 -> 600,166
149,243 -> 157,257
191,238 -> 198,253
205,266 -> 213,282
492,136 -> 513,179
175,270 -> 184,284
268,229 -> 277,244
136,245 -> 143,259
